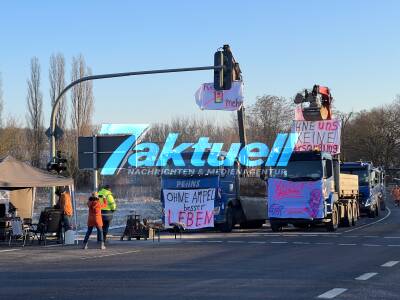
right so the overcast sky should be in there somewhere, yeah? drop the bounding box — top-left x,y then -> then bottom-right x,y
0,0 -> 399,126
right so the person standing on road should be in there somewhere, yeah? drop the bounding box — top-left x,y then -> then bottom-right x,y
56,187 -> 73,243
82,192 -> 107,250
391,185 -> 400,207
98,185 -> 117,242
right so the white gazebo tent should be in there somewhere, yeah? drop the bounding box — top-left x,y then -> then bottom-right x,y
0,156 -> 77,242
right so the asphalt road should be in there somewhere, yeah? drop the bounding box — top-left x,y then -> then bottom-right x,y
1,198 -> 400,299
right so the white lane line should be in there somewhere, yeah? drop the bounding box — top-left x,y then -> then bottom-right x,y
363,236 -> 379,238
227,240 -> 245,243
343,235 -> 359,238
344,207 -> 391,233
186,240 -> 202,243
339,243 -> 357,246
248,241 -> 267,244
270,241 -> 288,244
317,288 -> 347,299
384,237 -> 400,239
381,261 -> 399,267
388,245 -> 400,247
355,272 -> 378,281
293,241 -> 310,245
315,242 -> 334,245
80,250 -> 140,260
0,248 -> 21,253
363,244 -> 381,247
206,240 -> 223,243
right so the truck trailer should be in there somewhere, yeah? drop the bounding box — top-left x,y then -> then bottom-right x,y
268,151 -> 359,232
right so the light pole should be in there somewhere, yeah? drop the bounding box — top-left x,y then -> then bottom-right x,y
48,65 -> 222,205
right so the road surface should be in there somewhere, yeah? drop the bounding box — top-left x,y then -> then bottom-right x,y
0,199 -> 399,299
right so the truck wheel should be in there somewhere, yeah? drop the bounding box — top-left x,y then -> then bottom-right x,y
352,202 -> 359,226
219,206 -> 234,233
326,205 -> 339,232
368,205 -> 376,218
270,220 -> 282,232
343,204 -> 353,227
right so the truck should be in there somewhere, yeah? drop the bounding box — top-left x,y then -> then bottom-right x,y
340,162 -> 385,217
267,151 -> 359,232
160,151 -> 267,232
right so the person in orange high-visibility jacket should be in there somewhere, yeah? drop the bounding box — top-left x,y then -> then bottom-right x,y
391,185 -> 400,207
82,192 -> 107,250
98,185 -> 117,242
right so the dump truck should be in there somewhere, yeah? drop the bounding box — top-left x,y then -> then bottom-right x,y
268,150 -> 359,231
341,162 -> 384,217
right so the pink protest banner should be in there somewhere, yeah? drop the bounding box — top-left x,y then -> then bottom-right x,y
268,178 -> 325,219
195,81 -> 243,111
163,188 -> 215,229
292,119 -> 341,155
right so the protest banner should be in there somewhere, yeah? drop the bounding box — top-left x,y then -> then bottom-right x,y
292,119 -> 341,154
163,188 -> 215,229
195,81 -> 243,111
268,178 -> 324,219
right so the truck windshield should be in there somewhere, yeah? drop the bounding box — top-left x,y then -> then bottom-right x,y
270,161 -> 322,181
341,168 -> 369,186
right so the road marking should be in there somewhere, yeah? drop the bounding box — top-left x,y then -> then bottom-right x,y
227,240 -> 245,243
355,272 -> 378,280
186,240 -> 202,243
344,207 -> 391,233
381,261 -> 399,267
248,241 -> 267,244
339,243 -> 357,246
206,240 -> 223,243
343,235 -> 359,238
384,237 -> 400,239
315,242 -> 334,245
293,241 -> 310,245
270,241 -> 288,244
80,250 -> 140,260
0,248 -> 21,253
362,244 -> 381,247
317,288 -> 347,299
363,236 -> 379,238
388,245 -> 400,247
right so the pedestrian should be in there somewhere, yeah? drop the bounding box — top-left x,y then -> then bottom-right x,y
82,192 -> 107,250
57,187 -> 73,230
98,185 -> 117,242
391,185 -> 400,207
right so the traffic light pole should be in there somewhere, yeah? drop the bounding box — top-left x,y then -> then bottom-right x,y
49,65 -> 223,205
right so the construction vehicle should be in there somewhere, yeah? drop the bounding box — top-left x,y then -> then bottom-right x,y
341,162 -> 384,217
268,150 -> 359,231
294,85 -> 333,121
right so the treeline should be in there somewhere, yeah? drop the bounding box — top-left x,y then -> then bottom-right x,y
0,53 -> 94,185
0,56 -> 399,187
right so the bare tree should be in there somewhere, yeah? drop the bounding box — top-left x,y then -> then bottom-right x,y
49,53 -> 66,132
69,55 -> 94,180
71,55 -> 94,137
26,57 -> 44,167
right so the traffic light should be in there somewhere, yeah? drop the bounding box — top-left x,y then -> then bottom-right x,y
214,44 -> 234,90
47,151 -> 68,174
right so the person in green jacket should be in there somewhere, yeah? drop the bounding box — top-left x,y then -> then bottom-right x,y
98,185 -> 117,242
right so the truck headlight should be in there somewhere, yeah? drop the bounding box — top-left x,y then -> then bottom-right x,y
213,207 -> 221,215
